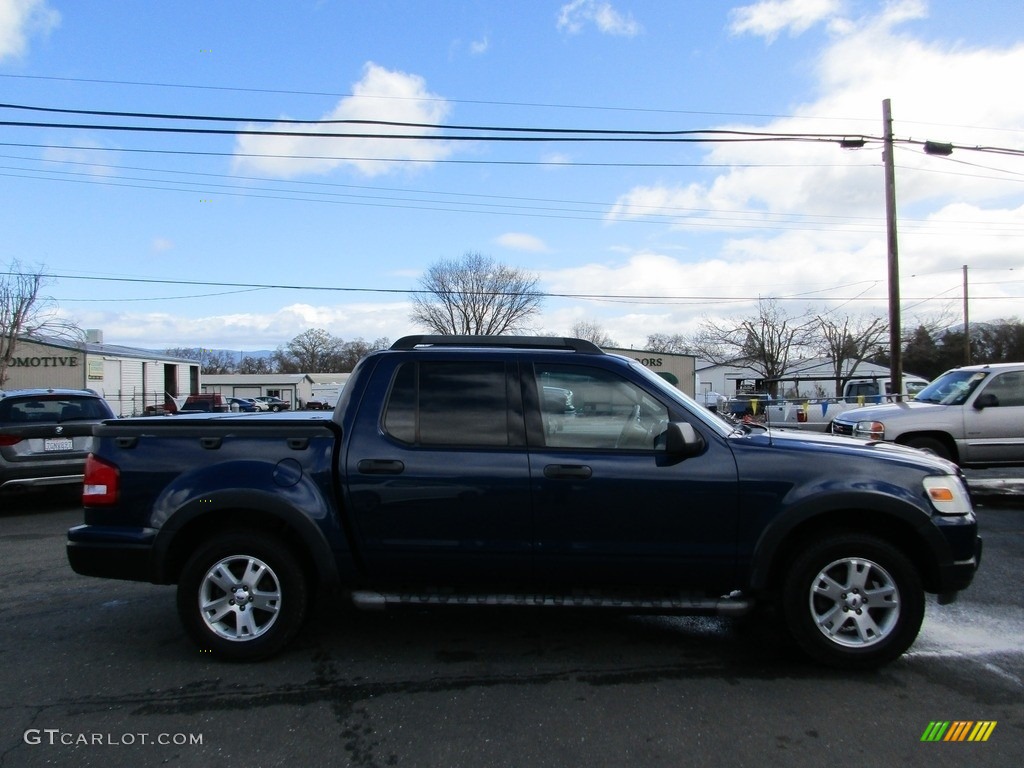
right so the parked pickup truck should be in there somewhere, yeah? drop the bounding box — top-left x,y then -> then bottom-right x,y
144,392 -> 229,415
67,336 -> 981,668
832,362 -> 1024,467
762,376 -> 929,432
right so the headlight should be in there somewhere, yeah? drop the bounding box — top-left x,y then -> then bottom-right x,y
923,476 -> 972,516
852,420 -> 885,440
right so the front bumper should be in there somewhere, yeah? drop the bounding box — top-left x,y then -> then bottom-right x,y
936,535 -> 983,603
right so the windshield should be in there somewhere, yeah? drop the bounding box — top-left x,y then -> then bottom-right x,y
913,369 -> 988,405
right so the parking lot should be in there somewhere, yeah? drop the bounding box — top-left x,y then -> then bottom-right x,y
1,485 -> 1022,768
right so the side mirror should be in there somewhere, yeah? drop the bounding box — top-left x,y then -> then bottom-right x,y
973,393 -> 998,410
664,422 -> 704,457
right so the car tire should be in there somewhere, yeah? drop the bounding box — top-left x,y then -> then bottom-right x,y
781,534 -> 924,668
177,531 -> 308,661
904,436 -> 953,462
270,405 -> 281,412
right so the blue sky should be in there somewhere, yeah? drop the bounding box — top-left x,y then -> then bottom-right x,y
2,0 -> 1023,351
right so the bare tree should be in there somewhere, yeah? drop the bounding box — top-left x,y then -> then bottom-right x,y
645,333 -> 696,355
164,347 -> 237,375
0,261 -> 77,386
274,328 -> 343,373
815,312 -> 888,394
336,337 -> 390,372
692,299 -> 813,396
410,252 -> 542,335
239,355 -> 275,375
569,320 -> 616,347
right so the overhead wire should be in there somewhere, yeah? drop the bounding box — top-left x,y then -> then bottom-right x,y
10,271 -> 1018,307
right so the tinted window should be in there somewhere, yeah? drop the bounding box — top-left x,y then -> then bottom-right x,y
0,395 -> 110,424
384,361 -> 509,447
980,371 -> 1024,407
535,364 -> 668,450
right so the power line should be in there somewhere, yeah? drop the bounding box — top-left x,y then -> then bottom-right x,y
6,160 -> 1022,237
0,73 -> 879,123
12,271 -> 1019,306
4,101 -> 1024,158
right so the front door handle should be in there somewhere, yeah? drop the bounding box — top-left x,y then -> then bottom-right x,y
543,464 -> 592,479
357,459 -> 405,475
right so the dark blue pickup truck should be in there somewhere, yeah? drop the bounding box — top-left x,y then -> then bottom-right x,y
67,336 -> 981,667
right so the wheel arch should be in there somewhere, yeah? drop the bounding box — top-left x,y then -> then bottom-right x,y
751,505 -> 948,598
894,431 -> 959,463
153,494 -> 344,596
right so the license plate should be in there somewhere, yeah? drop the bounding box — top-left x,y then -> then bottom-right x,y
44,438 -> 74,452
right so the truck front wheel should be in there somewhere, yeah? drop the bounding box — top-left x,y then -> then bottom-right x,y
781,534 -> 924,668
177,532 -> 308,661
904,436 -> 954,463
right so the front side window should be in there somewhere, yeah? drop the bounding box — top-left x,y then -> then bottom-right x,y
383,361 -> 509,447
979,371 -> 1024,408
535,364 -> 668,450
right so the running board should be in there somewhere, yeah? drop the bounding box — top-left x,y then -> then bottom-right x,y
350,589 -> 753,617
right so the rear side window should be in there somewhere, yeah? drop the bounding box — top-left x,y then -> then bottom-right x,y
383,361 -> 509,447
0,396 -> 111,424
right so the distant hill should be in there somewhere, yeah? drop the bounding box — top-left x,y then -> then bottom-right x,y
150,348 -> 277,361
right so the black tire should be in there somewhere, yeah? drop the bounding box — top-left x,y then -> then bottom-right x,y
177,531 -> 308,661
904,436 -> 953,462
781,534 -> 924,668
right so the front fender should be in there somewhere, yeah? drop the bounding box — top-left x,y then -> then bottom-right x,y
746,483 -> 951,592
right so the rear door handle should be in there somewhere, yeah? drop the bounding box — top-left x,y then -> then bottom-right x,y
543,464 -> 592,479
357,459 -> 405,475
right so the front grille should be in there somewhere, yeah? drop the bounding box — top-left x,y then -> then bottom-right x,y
832,422 -> 853,436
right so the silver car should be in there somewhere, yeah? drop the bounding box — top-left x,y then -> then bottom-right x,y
832,362 -> 1024,466
0,388 -> 114,494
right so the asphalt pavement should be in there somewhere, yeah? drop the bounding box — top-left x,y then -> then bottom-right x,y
963,466 -> 1024,499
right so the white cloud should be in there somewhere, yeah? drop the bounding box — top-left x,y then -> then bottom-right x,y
589,3 -> 1024,343
41,142 -> 119,176
495,232 -> 550,252
470,35 -> 489,55
557,1 -> 642,36
728,0 -> 846,41
151,238 -> 174,253
233,63 -> 453,178
73,300 -> 415,351
0,0 -> 59,60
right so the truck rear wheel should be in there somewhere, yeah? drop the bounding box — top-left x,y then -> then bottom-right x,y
781,534 -> 924,668
177,531 -> 308,661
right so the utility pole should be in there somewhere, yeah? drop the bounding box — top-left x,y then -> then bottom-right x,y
963,264 -> 971,365
882,99 -> 902,394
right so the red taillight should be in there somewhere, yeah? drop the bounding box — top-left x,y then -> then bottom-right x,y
83,453 -> 119,506
0,434 -> 23,446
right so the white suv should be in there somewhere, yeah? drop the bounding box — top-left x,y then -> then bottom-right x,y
832,362 -> 1024,466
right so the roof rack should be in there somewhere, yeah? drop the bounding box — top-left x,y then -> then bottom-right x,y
390,335 -> 603,354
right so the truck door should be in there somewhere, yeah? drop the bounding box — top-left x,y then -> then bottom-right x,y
963,370 -> 1024,463
344,357 -> 533,587
525,361 -> 740,592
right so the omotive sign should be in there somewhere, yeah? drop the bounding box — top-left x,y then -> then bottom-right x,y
5,356 -> 80,368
